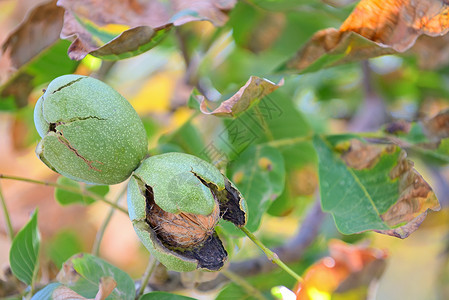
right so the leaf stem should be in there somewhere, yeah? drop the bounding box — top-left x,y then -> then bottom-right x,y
240,226 -> 303,283
136,256 -> 157,299
0,182 -> 14,241
221,269 -> 268,300
0,174 -> 128,214
92,184 -> 128,256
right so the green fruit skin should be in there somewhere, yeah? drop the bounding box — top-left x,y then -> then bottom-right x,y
34,75 -> 148,185
127,152 -> 226,272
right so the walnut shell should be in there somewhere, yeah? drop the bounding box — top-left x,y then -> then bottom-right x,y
127,152 -> 247,272
34,75 -> 148,185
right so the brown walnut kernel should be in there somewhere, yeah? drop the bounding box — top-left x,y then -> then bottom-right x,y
145,185 -> 220,248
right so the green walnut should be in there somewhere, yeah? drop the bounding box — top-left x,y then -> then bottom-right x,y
127,152 -> 247,272
34,75 -> 148,185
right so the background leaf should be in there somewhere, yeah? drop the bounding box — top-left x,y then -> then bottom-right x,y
54,176 -> 109,206
224,145 -> 285,234
0,0 -> 78,108
157,120 -> 206,158
139,291 -> 196,300
46,230 -> 84,268
57,253 -> 135,299
282,30 -> 395,73
216,283 -> 270,300
9,210 -> 40,286
385,110 -> 449,165
221,90 -> 314,165
295,240 -> 387,299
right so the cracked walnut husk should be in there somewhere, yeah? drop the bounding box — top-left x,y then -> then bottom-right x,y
127,152 -> 247,272
34,75 -> 148,185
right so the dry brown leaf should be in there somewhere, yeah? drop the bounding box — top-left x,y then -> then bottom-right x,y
94,277 -> 117,300
382,150 -> 440,228
57,0 -> 236,60
1,0 -> 64,76
341,140 -> 387,169
0,74 -> 34,108
0,0 -> 65,107
57,253 -> 82,285
242,12 -> 286,54
422,108 -> 449,140
53,286 -> 87,300
285,29 -> 396,72
340,0 -> 449,52
409,34 -> 449,69
286,0 -> 449,72
199,76 -> 284,117
295,240 -> 387,299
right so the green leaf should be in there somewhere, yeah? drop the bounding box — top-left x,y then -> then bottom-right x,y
31,283 -> 62,300
187,89 -> 201,111
9,210 -> 40,286
216,283 -> 262,300
54,176 -> 109,205
313,135 -> 439,237
57,253 -> 135,299
0,96 -> 17,112
314,135 -> 395,233
222,89 -> 315,169
46,230 -> 83,268
226,145 -> 285,233
266,179 -> 294,216
401,123 -> 428,144
158,120 -> 206,158
139,291 -> 196,300
434,139 -> 449,163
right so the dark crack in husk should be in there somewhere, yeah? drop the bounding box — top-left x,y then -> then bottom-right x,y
208,178 -> 247,226
192,173 -> 247,227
